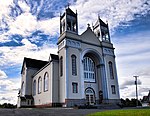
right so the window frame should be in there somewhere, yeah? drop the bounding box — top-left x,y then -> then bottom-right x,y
109,61 -> 114,79
38,77 -> 42,94
72,82 -> 78,93
33,80 -> 36,96
60,56 -> 63,77
111,85 -> 116,94
44,72 -> 49,92
83,57 -> 95,82
71,55 -> 77,76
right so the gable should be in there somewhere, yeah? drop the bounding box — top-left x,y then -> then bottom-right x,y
80,27 -> 101,46
49,54 -> 59,61
21,57 -> 48,74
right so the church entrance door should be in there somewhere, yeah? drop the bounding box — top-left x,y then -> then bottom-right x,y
85,88 -> 95,105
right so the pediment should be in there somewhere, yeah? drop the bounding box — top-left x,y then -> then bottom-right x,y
80,27 -> 101,46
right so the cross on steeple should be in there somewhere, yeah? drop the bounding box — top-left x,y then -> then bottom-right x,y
67,3 -> 70,8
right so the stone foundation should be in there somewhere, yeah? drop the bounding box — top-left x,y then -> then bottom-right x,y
35,103 -> 62,108
65,99 -> 86,107
102,99 -> 121,104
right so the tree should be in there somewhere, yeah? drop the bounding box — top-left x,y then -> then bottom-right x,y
0,103 -> 16,108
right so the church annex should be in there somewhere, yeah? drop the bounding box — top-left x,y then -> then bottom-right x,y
17,7 -> 120,108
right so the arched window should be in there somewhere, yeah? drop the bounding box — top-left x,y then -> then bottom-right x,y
21,82 -> 25,96
33,80 -> 36,95
60,56 -> 63,76
109,61 -> 114,79
38,77 -> 42,94
83,57 -> 95,82
44,72 -> 49,91
71,55 -> 77,76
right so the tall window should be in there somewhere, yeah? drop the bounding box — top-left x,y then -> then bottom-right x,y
33,80 -> 36,95
38,77 -> 42,94
21,82 -> 25,96
71,55 -> 77,76
111,85 -> 116,94
72,82 -> 78,93
109,61 -> 114,79
60,57 -> 63,76
83,57 -> 95,82
44,72 -> 49,92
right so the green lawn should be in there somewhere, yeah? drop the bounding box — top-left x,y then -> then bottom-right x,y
88,108 -> 150,116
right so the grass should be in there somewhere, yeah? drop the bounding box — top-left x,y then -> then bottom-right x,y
88,108 -> 150,116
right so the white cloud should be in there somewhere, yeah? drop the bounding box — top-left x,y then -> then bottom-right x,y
0,40 -> 57,66
35,0 -> 44,17
114,30 -> 150,99
0,78 -> 20,104
0,70 -> 7,79
37,17 -> 59,36
1,0 -> 149,42
70,0 -> 150,33
8,12 -> 37,36
18,0 -> 30,13
21,38 -> 37,48
0,0 -> 14,21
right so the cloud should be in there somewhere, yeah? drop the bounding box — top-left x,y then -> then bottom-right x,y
21,38 -> 37,48
120,79 -> 142,89
37,17 -> 59,36
0,77 -> 21,104
1,0 -> 150,43
0,0 -> 14,21
0,79 -> 16,92
135,67 -> 150,78
0,40 -> 57,67
114,30 -> 150,99
71,0 -> 150,33
139,87 -> 150,93
8,12 -> 37,36
35,0 -> 44,17
0,70 -> 7,79
18,0 -> 30,13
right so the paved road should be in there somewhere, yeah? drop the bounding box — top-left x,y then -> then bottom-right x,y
0,108 -> 102,116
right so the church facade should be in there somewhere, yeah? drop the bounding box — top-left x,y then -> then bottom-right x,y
17,7 -> 120,108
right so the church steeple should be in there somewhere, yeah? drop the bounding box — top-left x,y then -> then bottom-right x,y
93,16 -> 111,42
60,7 -> 78,35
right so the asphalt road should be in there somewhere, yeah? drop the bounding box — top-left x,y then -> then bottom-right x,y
0,108 -> 102,116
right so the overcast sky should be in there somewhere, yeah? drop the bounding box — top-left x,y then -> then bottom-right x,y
0,0 -> 150,104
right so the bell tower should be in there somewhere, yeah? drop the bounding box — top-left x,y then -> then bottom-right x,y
93,16 -> 111,42
60,7 -> 78,35
58,7 -> 81,106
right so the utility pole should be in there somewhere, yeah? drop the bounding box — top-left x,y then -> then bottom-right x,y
134,76 -> 139,107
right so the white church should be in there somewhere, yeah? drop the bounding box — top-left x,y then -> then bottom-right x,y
17,7 -> 120,108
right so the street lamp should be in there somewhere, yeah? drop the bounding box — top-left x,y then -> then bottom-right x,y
134,76 -> 139,107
